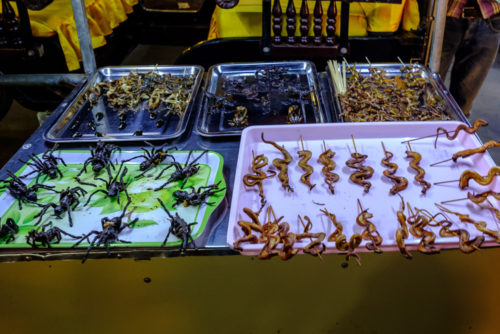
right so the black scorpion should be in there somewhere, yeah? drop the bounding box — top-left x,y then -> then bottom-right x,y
72,198 -> 137,263
0,171 -> 55,209
34,186 -> 87,227
0,218 -> 19,243
157,199 -> 197,250
26,222 -> 80,248
173,181 -> 225,207
154,150 -> 208,190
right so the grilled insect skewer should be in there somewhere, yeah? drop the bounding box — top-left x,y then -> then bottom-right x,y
381,141 -> 408,195
261,132 -> 293,192
431,140 -> 500,166
297,136 -> 316,190
406,143 -> 431,194
318,141 -> 339,194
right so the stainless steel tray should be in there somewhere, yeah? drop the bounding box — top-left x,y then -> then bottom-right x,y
325,63 -> 468,123
44,65 -> 204,143
196,61 -> 327,137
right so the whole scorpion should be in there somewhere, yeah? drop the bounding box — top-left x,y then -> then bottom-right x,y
172,181 -> 225,207
157,199 -> 197,250
34,186 -> 87,227
0,170 -> 55,209
19,145 -> 66,184
75,141 -> 121,184
26,222 -> 80,248
0,217 -> 19,243
154,150 -> 208,190
123,141 -> 176,178
84,162 -> 130,206
72,198 -> 137,263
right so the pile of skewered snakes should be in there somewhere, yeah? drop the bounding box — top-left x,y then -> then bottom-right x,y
232,120 -> 500,265
330,62 -> 450,122
0,142 -> 225,263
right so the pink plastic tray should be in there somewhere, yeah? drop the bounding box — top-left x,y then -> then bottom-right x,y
227,122 -> 500,256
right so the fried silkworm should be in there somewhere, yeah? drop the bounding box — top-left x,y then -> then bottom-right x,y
433,119 -> 488,148
261,132 -> 293,192
318,142 -> 339,194
406,147 -> 431,194
381,142 -> 408,195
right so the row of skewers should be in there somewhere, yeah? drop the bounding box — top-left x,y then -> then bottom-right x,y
0,141 -> 224,262
234,120 -> 500,264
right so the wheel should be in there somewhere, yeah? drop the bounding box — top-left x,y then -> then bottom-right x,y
0,87 -> 13,121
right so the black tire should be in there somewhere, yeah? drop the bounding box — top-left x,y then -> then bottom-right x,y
0,87 -> 13,121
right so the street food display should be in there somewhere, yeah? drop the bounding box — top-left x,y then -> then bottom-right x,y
228,122 -> 500,265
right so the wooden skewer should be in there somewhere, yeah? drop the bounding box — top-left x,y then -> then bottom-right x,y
430,157 -> 453,166
252,150 -> 255,159
434,179 -> 459,185
298,215 -> 323,260
357,198 -> 363,212
300,136 -> 305,151
365,57 -> 371,66
441,197 -> 468,204
351,135 -> 358,154
322,140 -> 327,153
397,56 -> 405,66
406,142 -> 413,152
381,141 -> 389,157
401,131 -> 460,144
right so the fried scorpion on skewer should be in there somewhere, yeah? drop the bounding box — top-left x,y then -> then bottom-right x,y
261,132 -> 293,192
406,203 -> 439,254
381,142 -> 408,195
296,215 -> 326,258
431,140 -> 500,166
318,141 -> 339,194
346,136 -> 373,193
436,204 -> 500,243
242,152 -> 275,209
406,144 -> 431,194
356,200 -> 383,253
297,137 -> 316,191
395,196 -> 412,259
433,119 -> 488,148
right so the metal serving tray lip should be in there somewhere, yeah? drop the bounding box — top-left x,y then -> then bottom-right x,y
325,62 -> 468,124
195,60 -> 327,138
43,65 -> 204,143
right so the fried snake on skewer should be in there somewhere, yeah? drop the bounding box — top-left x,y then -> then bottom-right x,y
381,142 -> 408,195
443,191 -> 500,221
346,153 -> 374,193
356,200 -> 383,253
233,207 -> 264,251
277,221 -> 298,260
406,204 -> 439,254
395,196 -> 412,259
457,167 -> 500,189
318,143 -> 339,194
432,140 -> 500,166
297,137 -> 316,190
261,133 -> 293,192
296,215 -> 326,257
242,153 -> 276,208
406,147 -> 431,194
434,119 -> 488,148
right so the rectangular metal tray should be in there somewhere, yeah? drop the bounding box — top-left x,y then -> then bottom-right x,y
44,65 -> 204,143
196,61 -> 328,137
325,63 -> 468,124
228,122 -> 499,257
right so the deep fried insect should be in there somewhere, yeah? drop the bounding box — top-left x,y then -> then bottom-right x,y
26,222 -> 80,248
173,182 -> 225,207
84,162 -> 130,206
406,144 -> 431,194
297,136 -> 316,190
72,199 -> 137,263
395,196 -> 412,259
75,141 -> 121,183
356,199 -> 383,253
242,152 -> 276,209
123,141 -> 175,178
286,105 -> 302,124
0,218 -> 19,243
154,150 -> 208,190
261,132 -> 293,192
0,170 -> 55,210
318,141 -> 339,194
157,199 -> 197,251
381,141 -> 408,195
19,145 -> 66,184
34,187 -> 87,227
228,106 -> 249,128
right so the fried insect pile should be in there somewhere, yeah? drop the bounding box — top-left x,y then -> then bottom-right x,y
318,142 -> 339,194
286,105 -> 302,124
381,142 -> 408,195
405,145 -> 431,194
338,65 -> 449,122
261,133 -> 293,192
228,106 -> 249,128
85,70 -> 195,116
242,152 -> 276,208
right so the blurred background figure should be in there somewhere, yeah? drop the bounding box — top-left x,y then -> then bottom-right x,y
439,0 -> 500,117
